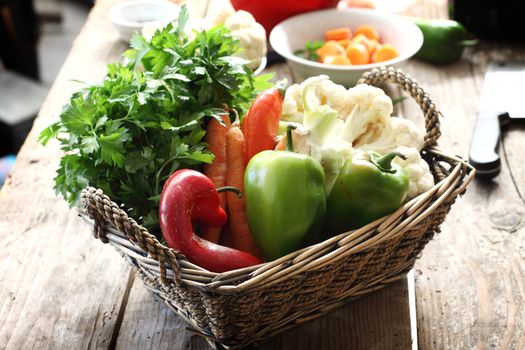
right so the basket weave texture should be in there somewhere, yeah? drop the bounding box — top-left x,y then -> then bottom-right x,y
80,67 -> 475,349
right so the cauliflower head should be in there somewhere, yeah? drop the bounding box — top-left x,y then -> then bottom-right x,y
355,116 -> 425,153
223,11 -> 267,69
339,84 -> 393,144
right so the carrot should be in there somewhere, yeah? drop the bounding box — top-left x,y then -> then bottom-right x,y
325,27 -> 352,41
337,39 -> 352,49
354,25 -> 380,41
219,222 -> 233,248
323,54 -> 351,65
372,44 -> 399,63
367,39 -> 381,56
346,43 -> 370,65
351,34 -> 372,50
226,125 -> 262,258
316,41 -> 346,60
201,113 -> 231,243
342,0 -> 376,9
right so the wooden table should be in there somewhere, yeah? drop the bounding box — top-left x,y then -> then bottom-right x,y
1,0 -> 524,349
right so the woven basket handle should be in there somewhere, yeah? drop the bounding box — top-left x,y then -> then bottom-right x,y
357,66 -> 442,148
81,187 -> 183,287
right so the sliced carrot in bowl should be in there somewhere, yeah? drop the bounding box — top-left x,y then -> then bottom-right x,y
346,43 -> 370,65
325,27 -> 352,41
371,44 -> 399,63
316,40 -> 346,60
354,24 -> 380,41
323,54 -> 352,65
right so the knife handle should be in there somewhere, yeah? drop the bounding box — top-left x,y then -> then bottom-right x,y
469,111 -> 502,178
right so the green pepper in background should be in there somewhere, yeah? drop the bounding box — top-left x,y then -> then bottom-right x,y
325,151 -> 409,236
412,18 -> 478,64
245,125 -> 326,261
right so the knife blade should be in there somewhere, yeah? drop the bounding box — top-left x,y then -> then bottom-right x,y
469,61 -> 525,178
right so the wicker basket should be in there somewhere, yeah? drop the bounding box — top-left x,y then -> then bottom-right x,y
80,67 -> 475,349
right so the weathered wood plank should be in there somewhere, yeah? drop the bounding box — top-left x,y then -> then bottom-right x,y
115,276 -> 412,349
115,277 -> 209,350
400,1 -> 525,349
0,0 -> 132,349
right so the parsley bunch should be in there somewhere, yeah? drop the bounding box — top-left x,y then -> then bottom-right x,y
39,6 -> 272,234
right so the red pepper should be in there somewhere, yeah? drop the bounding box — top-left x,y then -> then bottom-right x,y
241,86 -> 284,165
159,169 -> 263,273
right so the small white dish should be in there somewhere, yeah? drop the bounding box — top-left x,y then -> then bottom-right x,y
108,0 -> 180,42
269,8 -> 423,87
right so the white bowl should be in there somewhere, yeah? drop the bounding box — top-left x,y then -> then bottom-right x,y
269,9 -> 423,87
108,0 -> 180,42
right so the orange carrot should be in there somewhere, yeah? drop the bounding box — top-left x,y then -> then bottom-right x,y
351,34 -> 372,50
342,0 -> 376,9
372,44 -> 399,63
226,125 -> 262,258
354,24 -> 380,41
201,113 -> 231,243
346,43 -> 370,65
325,27 -> 352,41
323,54 -> 352,65
219,222 -> 233,248
367,39 -> 381,56
337,39 -> 351,49
316,41 -> 346,60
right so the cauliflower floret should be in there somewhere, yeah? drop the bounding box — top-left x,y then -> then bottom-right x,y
223,11 -> 267,69
393,146 -> 434,199
285,124 -> 354,195
281,75 -> 351,120
339,84 -> 393,144
281,84 -> 303,122
310,140 -> 354,194
355,116 -> 424,153
205,0 -> 236,27
318,79 -> 351,115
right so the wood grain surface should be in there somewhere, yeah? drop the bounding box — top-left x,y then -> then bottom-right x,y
1,0 -> 524,349
401,2 -> 525,349
0,0 -> 130,349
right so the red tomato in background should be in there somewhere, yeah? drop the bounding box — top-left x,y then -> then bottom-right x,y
231,0 -> 340,36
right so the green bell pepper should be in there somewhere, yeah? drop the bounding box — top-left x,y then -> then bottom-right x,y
325,150 -> 409,235
412,18 -> 478,64
245,125 -> 326,261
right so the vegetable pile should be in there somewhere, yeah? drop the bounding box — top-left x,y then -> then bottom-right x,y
295,25 -> 399,65
159,74 -> 435,271
41,6 -> 436,273
39,6 -> 272,233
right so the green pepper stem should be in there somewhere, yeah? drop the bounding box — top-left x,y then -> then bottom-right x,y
275,79 -> 288,97
286,124 -> 297,153
217,186 -> 243,198
372,151 -> 407,172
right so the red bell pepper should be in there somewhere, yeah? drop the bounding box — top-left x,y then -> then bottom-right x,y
159,169 -> 263,273
241,86 -> 283,165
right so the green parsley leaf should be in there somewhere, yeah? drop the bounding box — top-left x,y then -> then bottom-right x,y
39,4 -> 273,237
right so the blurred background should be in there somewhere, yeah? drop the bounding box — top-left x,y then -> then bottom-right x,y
0,0 -> 91,184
